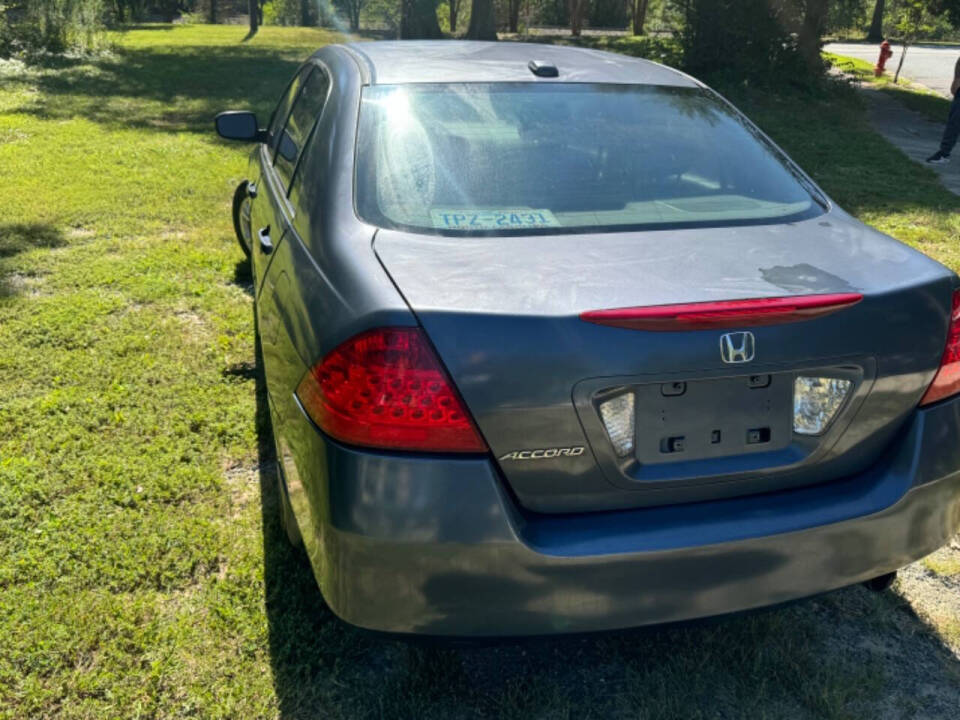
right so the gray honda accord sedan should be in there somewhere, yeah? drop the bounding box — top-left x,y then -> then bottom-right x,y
215,41 -> 960,636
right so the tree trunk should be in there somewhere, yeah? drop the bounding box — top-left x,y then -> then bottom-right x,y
448,0 -> 458,32
401,0 -> 443,38
632,0 -> 648,35
798,0 -> 828,73
115,0 -> 125,23
300,0 -> 311,25
208,0 -> 217,23
466,0 -> 496,39
894,43 -> 907,83
508,0 -> 520,33
867,0 -> 885,42
248,0 -> 259,34
568,0 -> 583,36
350,3 -> 360,31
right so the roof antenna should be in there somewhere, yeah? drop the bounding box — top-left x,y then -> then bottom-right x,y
528,60 -> 559,78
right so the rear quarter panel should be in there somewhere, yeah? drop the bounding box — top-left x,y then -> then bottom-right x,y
259,47 -> 420,573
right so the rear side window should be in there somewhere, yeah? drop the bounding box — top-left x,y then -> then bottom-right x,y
274,67 -> 330,191
355,83 -> 823,236
267,70 -> 306,159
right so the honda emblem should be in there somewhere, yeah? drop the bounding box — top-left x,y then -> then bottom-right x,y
719,331 -> 755,364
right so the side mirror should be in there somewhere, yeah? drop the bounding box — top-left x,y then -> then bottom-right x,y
215,111 -> 264,142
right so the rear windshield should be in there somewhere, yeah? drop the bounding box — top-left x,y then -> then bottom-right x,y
354,83 -> 823,236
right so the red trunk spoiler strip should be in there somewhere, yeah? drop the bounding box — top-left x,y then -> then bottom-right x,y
580,293 -> 864,331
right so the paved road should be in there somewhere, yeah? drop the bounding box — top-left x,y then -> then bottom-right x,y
826,42 -> 959,97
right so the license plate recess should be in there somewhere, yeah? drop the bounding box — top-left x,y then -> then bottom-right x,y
634,373 -> 793,466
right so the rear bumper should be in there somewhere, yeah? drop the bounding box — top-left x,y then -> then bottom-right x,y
285,397 -> 960,636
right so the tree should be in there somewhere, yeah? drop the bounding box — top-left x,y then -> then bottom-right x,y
248,0 -> 259,34
797,0 -> 830,72
888,0 -> 957,82
448,0 -> 462,31
568,0 -> 588,35
299,0 -> 313,25
826,0 -> 869,33
466,0 -> 495,38
674,0 -> 816,83
632,0 -> 649,33
400,0 -> 442,37
941,0 -> 960,25
867,0 -> 884,41
208,0 -> 217,23
337,0 -> 368,30
591,0 -> 627,27
508,0 -> 521,32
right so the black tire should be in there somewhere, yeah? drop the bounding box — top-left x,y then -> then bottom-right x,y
232,180 -> 253,258
277,462 -> 303,548
863,571 -> 897,592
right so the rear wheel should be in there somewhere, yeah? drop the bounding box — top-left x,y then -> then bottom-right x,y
232,180 -> 253,258
863,571 -> 897,592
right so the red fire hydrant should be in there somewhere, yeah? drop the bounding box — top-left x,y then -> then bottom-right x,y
875,41 -> 893,77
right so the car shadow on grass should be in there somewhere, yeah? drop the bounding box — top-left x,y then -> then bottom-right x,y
232,258 -> 254,296
250,332 -> 960,719
0,222 -> 65,298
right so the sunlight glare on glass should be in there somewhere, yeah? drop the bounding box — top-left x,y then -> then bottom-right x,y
378,89 -> 414,130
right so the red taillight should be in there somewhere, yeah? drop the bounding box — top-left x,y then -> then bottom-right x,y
295,327 -> 487,453
580,293 -> 863,331
920,290 -> 960,407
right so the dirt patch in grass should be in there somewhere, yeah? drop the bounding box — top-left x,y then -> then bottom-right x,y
1,271 -> 45,296
223,460 -> 265,518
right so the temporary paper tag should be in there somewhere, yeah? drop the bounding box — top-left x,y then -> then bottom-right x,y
430,209 -> 560,231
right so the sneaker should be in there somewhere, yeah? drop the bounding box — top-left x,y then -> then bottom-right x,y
926,151 -> 951,165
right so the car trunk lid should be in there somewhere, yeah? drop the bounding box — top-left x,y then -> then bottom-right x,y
373,212 -> 955,513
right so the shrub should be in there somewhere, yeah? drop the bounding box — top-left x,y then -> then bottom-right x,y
262,0 -> 311,25
674,0 -> 825,88
1,0 -> 106,56
361,0 -> 399,31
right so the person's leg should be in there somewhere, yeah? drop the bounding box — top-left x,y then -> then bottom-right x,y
940,94 -> 960,156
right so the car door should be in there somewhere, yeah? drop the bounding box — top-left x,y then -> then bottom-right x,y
256,63 -> 332,400
248,65 -> 310,295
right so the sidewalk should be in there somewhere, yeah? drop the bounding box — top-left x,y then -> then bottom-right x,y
859,85 -> 960,196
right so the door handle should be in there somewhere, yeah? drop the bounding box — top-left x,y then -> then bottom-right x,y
258,226 -> 273,254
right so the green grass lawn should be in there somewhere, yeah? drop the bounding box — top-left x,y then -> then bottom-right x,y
1,24 -> 959,720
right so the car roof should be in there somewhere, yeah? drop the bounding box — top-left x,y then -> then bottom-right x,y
333,40 -> 699,87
